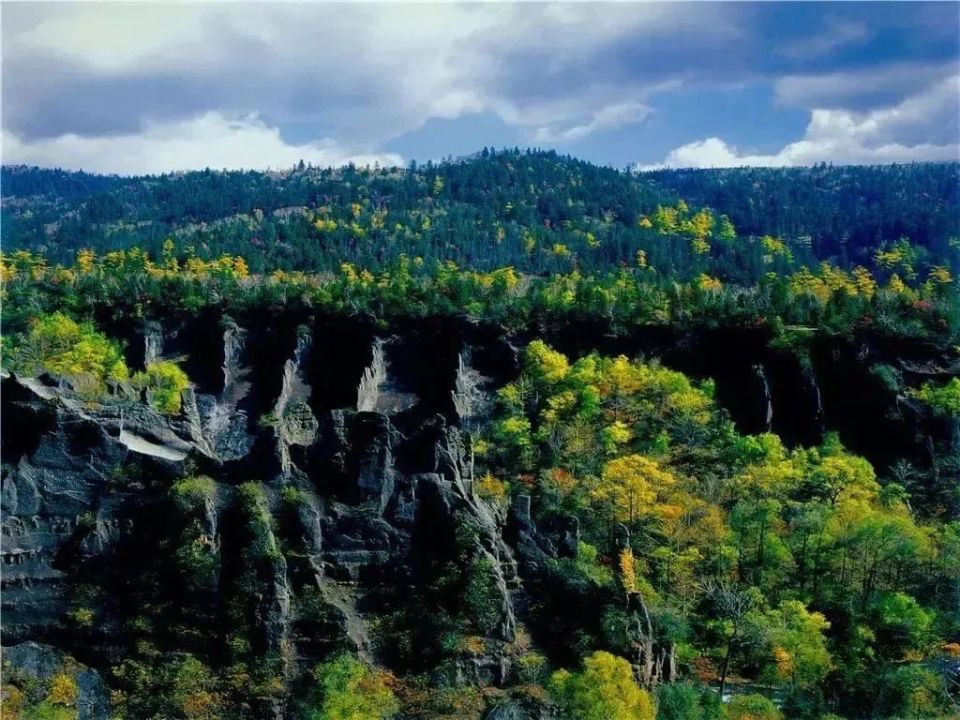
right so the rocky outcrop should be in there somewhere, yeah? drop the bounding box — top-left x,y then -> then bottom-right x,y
1,316 -> 533,719
356,338 -> 418,414
3,314 -> 955,718
452,350 -> 495,429
272,331 -> 318,475
1,379 -> 182,643
3,642 -> 111,720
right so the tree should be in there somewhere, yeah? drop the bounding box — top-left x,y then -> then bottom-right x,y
655,683 -> 703,720
133,360 -> 190,414
550,651 -> 655,720
593,454 -> 676,525
870,592 -> 934,660
705,581 -> 758,701
881,666 -> 953,719
743,600 -> 831,690
725,694 -> 781,720
8,312 -> 128,395
305,654 -> 398,720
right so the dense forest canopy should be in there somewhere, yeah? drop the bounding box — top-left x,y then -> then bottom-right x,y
3,150 -> 958,283
2,150 -> 959,720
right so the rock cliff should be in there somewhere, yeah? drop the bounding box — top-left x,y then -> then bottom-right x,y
2,314 -> 955,718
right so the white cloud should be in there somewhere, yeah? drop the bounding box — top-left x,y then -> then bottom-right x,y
533,100 -> 652,143
3,3 -> 953,171
641,76 -> 960,169
2,3 -> 729,149
1,113 -> 403,175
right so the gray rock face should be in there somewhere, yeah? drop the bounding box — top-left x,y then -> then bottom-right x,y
1,320 -> 528,717
1,388 -> 161,642
484,698 -> 555,720
753,363 -> 774,432
356,338 -> 418,414
452,350 -> 494,430
3,642 -> 111,720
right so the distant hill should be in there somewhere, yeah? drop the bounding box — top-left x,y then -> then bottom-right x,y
3,150 -> 958,282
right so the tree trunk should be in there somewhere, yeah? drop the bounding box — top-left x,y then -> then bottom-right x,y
630,591 -> 656,688
719,624 -> 738,702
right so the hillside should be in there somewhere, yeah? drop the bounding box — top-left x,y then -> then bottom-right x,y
3,151 -> 959,282
1,151 -> 959,720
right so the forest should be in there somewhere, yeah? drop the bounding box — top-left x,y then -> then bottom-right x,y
1,151 -> 958,720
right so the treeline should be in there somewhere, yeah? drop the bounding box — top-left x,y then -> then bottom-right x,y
2,244 -> 958,346
643,163 -> 960,266
3,151 -> 958,284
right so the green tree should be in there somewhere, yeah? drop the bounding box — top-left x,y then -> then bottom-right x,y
549,651 -> 655,720
882,666 -> 953,719
8,312 -> 128,396
744,600 -> 832,690
655,683 -> 703,720
134,360 -> 190,414
725,694 -> 781,720
305,654 -> 398,720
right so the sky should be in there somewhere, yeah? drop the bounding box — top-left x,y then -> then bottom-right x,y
2,1 -> 958,175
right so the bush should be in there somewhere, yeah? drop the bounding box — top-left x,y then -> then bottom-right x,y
134,360 -> 190,414
237,482 -> 280,561
463,554 -> 503,634
16,668 -> 80,720
305,653 -> 398,720
516,652 -> 548,685
8,312 -> 128,396
475,472 -> 508,504
550,651 -> 655,720
882,666 -> 952,719
572,541 -> 614,586
725,694 -> 781,720
655,683 -> 703,720
915,378 -> 960,416
172,476 -> 217,514
110,655 -> 221,720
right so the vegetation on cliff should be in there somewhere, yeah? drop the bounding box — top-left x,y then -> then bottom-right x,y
2,154 -> 958,720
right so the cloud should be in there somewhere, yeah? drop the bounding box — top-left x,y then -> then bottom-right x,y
2,3 -> 957,171
778,18 -> 868,60
533,101 -> 653,143
775,62 -> 957,112
1,113 -> 403,175
0,2 -> 729,150
641,75 -> 960,169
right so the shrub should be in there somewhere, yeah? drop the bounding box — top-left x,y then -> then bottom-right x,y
16,669 -> 80,720
475,472 -> 508,504
550,651 -> 655,720
305,653 -> 398,720
517,652 -> 548,685
237,482 -> 280,561
725,694 -> 781,720
133,360 -> 190,414
8,312 -> 128,396
882,666 -> 952,719
172,476 -> 217,513
68,607 -> 95,628
463,554 -> 503,634
915,378 -> 960,416
572,541 -> 614,586
655,683 -> 703,720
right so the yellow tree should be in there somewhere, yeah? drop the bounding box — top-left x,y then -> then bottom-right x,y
593,454 -> 676,525
550,651 -> 655,720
